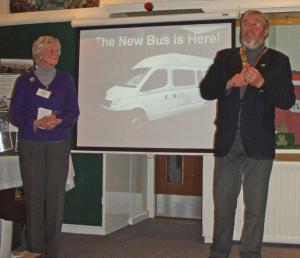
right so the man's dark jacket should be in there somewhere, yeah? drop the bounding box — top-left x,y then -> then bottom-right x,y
200,47 -> 295,159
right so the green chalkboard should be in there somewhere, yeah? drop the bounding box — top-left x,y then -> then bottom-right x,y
0,22 -> 102,226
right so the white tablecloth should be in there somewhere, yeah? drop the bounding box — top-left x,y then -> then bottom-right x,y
0,155 -> 75,191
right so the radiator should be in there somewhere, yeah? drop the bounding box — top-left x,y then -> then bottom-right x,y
233,161 -> 300,244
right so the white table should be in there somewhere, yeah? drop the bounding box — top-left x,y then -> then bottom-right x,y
0,155 -> 75,191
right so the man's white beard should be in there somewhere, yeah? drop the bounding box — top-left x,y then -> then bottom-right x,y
242,37 -> 264,49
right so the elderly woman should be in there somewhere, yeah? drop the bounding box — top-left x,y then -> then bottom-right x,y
9,35 -> 80,258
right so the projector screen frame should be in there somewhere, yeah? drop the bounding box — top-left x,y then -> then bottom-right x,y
74,18 -> 236,153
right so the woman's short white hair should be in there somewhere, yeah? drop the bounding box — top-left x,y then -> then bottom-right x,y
32,36 -> 61,65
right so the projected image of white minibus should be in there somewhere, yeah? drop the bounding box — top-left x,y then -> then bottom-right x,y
102,53 -> 212,128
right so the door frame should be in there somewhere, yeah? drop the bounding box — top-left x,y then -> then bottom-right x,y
146,153 -> 214,218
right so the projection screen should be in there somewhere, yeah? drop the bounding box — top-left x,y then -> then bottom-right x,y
76,19 -> 234,152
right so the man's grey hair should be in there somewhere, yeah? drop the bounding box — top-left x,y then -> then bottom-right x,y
241,10 -> 270,38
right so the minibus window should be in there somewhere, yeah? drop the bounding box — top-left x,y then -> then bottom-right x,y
141,69 -> 167,92
173,69 -> 195,86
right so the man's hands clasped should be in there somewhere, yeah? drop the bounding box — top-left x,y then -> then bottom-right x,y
226,65 -> 264,89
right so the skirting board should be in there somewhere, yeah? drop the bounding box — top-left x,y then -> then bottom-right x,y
129,211 -> 149,225
62,224 -> 105,235
62,211 -> 149,235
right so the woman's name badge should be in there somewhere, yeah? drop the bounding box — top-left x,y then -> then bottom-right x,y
36,88 -> 51,99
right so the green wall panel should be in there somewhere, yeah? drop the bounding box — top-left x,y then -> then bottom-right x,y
65,153 -> 102,226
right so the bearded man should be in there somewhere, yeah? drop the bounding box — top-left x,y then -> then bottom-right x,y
200,10 -> 295,258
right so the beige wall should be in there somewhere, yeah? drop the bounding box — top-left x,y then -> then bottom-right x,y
0,0 -> 9,14
1,0 -> 300,26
